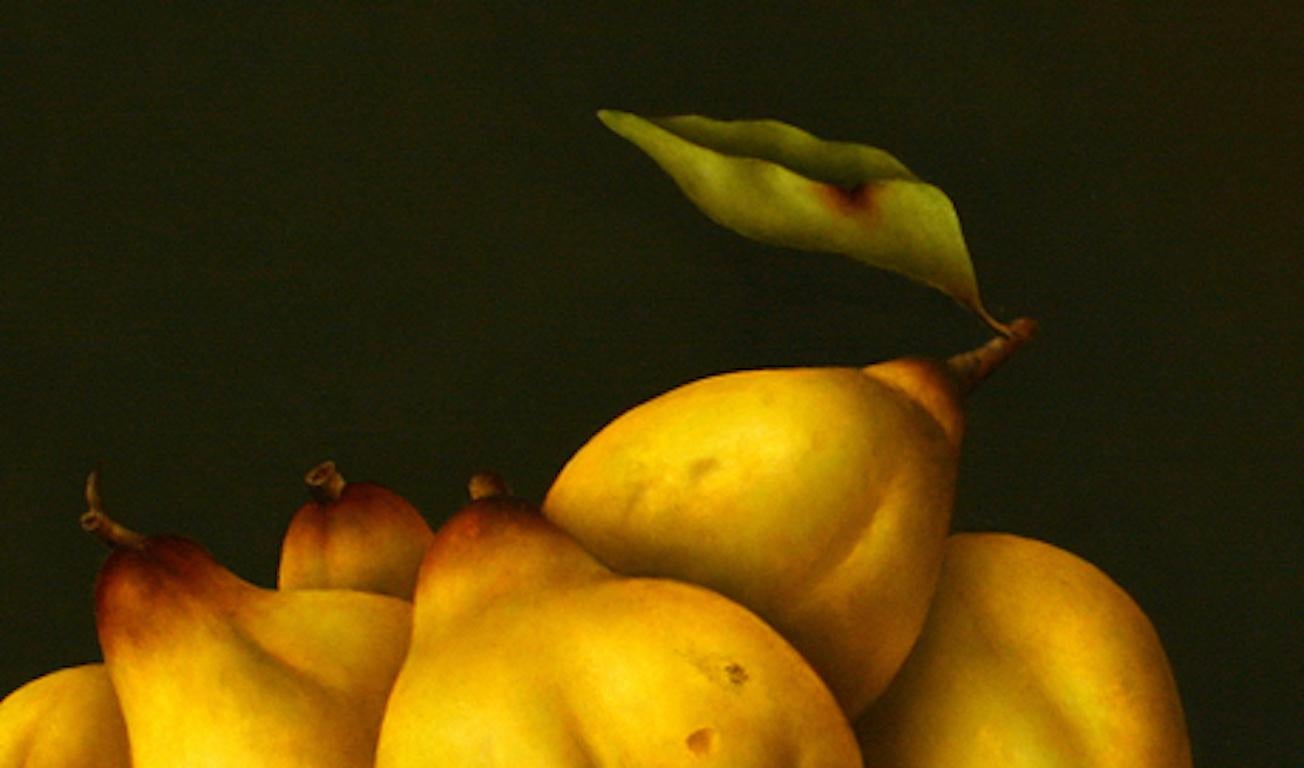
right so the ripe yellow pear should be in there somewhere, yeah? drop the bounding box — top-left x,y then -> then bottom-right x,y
83,471 -> 413,768
855,532 -> 1193,768
543,319 -> 1035,717
375,475 -> 862,767
277,459 -> 435,599
0,663 -> 129,768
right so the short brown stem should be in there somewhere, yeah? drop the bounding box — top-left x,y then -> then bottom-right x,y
468,471 -> 511,501
305,460 -> 346,504
81,470 -> 147,550
946,317 -> 1038,395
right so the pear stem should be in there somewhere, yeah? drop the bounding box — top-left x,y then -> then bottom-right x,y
973,303 -> 1014,339
305,460 -> 346,504
468,471 -> 511,501
80,470 -> 147,550
946,316 -> 1038,395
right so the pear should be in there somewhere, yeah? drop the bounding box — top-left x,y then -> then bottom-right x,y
375,474 -> 862,767
83,471 -> 413,768
0,663 -> 129,768
277,459 -> 435,599
855,532 -> 1193,768
543,318 -> 1036,718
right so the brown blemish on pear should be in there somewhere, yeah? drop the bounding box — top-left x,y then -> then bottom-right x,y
686,727 -> 717,756
724,662 -> 749,686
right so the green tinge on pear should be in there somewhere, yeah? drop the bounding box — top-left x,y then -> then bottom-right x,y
597,109 -> 1009,336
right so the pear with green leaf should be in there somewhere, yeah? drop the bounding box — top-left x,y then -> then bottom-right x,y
544,320 -> 1035,719
546,111 -> 1030,718
0,663 -> 129,768
83,471 -> 412,768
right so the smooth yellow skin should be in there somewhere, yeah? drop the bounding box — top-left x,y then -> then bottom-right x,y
543,361 -> 959,718
375,497 -> 862,768
0,663 -> 129,768
96,537 -> 413,768
855,533 -> 1193,768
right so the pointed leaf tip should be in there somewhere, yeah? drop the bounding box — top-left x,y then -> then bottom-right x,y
597,109 -> 1010,332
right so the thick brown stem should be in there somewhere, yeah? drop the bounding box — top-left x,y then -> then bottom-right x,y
468,471 -> 511,501
946,317 -> 1038,395
305,460 -> 346,504
80,470 -> 147,550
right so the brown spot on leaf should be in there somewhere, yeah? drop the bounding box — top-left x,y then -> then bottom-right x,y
818,181 -> 878,220
724,662 -> 749,686
686,727 -> 716,756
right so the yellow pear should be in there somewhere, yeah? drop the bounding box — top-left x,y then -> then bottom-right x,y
375,475 -> 862,767
543,319 -> 1036,717
82,471 -> 413,768
0,663 -> 129,768
855,532 -> 1193,768
277,459 -> 435,599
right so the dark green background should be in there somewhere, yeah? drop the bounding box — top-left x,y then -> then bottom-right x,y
4,4 -> 1300,764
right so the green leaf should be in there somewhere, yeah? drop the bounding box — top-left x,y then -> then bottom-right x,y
597,109 -> 1009,335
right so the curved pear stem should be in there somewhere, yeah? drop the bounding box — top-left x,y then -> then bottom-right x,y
973,302 -> 1014,340
468,471 -> 511,501
80,470 -> 147,550
946,317 -> 1038,395
305,460 -> 346,504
